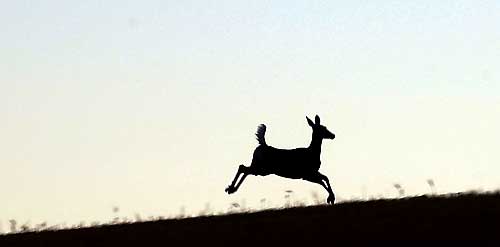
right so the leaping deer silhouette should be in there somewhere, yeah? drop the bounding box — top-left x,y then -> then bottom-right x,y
225,115 -> 336,204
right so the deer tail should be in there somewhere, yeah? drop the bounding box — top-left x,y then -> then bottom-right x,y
255,124 -> 267,146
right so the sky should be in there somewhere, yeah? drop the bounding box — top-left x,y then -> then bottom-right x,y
1,0 -> 499,228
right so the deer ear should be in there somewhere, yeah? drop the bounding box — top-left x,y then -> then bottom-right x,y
306,116 -> 314,127
315,115 -> 321,125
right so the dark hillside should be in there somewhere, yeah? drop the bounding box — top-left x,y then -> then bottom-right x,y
2,192 -> 500,246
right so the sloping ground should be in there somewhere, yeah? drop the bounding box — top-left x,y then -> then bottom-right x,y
1,192 -> 500,246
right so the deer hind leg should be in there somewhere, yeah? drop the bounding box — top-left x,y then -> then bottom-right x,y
225,164 -> 252,194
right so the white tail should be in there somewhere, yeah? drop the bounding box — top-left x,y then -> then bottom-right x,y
255,124 -> 267,146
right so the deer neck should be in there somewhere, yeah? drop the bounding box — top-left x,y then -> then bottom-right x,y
309,133 -> 323,156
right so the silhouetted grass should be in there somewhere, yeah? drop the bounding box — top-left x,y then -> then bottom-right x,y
1,191 -> 500,246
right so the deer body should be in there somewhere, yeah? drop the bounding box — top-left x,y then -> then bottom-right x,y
251,146 -> 320,179
225,115 -> 336,204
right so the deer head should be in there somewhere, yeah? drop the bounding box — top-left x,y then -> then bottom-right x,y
307,115 -> 335,140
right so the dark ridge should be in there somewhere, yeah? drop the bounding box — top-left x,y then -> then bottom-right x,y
2,192 -> 500,246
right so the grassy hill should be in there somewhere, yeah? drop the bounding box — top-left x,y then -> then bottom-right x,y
2,192 -> 499,246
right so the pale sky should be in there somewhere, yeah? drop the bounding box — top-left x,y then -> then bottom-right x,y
1,1 -> 499,227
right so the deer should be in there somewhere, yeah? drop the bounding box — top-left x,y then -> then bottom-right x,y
225,115 -> 336,204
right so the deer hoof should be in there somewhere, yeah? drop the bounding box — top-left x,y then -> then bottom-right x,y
327,194 -> 335,204
225,186 -> 236,194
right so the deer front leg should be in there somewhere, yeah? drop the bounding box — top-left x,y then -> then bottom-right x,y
225,164 -> 249,194
318,172 -> 335,204
303,172 -> 335,204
